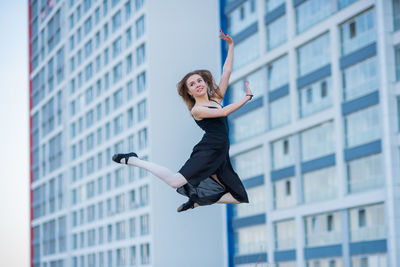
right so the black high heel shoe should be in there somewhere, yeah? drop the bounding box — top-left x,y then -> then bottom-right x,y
177,199 -> 195,213
112,152 -> 138,164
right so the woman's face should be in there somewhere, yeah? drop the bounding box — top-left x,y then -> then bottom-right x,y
186,74 -> 207,98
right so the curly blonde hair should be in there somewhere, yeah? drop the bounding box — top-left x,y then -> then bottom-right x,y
177,70 -> 222,111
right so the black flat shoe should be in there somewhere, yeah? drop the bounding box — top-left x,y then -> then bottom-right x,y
177,200 -> 195,213
112,152 -> 138,164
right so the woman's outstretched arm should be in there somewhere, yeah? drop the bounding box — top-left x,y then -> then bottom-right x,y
215,29 -> 234,100
192,82 -> 253,120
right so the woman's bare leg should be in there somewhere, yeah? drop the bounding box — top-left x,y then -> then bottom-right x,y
210,174 -> 240,204
216,192 -> 240,204
119,156 -> 188,188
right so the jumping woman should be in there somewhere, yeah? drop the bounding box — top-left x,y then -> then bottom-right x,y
112,29 -> 253,212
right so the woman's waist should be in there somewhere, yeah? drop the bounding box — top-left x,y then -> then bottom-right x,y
203,131 -> 229,137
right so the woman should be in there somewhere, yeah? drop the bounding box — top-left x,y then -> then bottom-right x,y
112,29 -> 253,212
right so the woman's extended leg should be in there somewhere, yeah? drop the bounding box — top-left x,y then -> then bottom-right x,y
116,155 -> 188,189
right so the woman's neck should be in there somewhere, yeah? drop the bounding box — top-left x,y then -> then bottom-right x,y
194,95 -> 210,106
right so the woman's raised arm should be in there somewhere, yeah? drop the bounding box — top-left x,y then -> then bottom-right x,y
215,29 -> 234,100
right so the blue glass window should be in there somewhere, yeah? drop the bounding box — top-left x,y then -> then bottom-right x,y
340,9 -> 375,56
267,55 -> 288,92
344,105 -> 380,148
231,107 -> 266,143
232,147 -> 264,180
300,121 -> 335,162
269,95 -> 290,129
267,15 -> 287,51
271,135 -> 294,170
299,76 -> 332,117
347,153 -> 383,193
303,166 -> 337,203
226,0 -> 257,36
233,32 -> 259,70
296,0 -> 333,33
342,56 -> 377,101
297,33 -> 330,76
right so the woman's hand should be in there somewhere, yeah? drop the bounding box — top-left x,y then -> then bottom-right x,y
219,29 -> 233,46
244,81 -> 253,101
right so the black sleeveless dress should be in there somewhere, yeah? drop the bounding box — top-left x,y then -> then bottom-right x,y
176,100 -> 249,206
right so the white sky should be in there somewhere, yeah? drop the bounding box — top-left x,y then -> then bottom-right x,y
0,1 -> 30,266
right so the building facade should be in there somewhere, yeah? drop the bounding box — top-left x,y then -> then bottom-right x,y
221,0 -> 400,267
28,0 -> 226,267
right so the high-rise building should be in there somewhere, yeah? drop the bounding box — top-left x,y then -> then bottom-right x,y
221,0 -> 400,266
28,1 -> 226,267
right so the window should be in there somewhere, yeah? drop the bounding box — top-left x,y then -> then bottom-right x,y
126,54 -> 133,73
347,153 -> 383,193
394,0 -> 400,31
233,32 -> 260,70
273,177 -> 296,209
234,185 -> 266,218
234,225 -> 267,255
113,114 -> 123,135
226,0 -> 257,35
140,243 -> 150,265
127,80 -> 134,99
136,44 -> 145,66
274,220 -> 296,250
344,105 -> 380,148
269,95 -> 291,129
112,11 -> 122,32
297,33 -> 330,76
340,9 -> 375,55
137,72 -> 146,93
230,108 -> 266,143
339,0 -> 358,10
84,16 -> 92,35
84,40 -> 93,58
265,0 -> 285,13
113,62 -> 123,84
103,23 -> 109,41
113,88 -> 123,109
305,212 -> 341,246
112,36 -> 122,58
139,184 -> 149,206
135,0 -> 144,11
116,221 -> 126,240
232,147 -> 264,180
299,77 -> 332,117
126,27 -> 132,47
267,15 -> 287,50
140,214 -> 150,235
229,67 -> 266,103
137,100 -> 147,122
138,128 -> 148,150
136,16 -> 145,39
296,0 -> 333,33
342,56 -> 377,101
303,166 -> 337,203
125,0 -> 132,20
267,55 -> 289,92
271,136 -> 294,170
327,214 -> 334,231
130,246 -> 137,266
300,121 -> 335,162
103,0 -> 109,16
129,217 -> 136,237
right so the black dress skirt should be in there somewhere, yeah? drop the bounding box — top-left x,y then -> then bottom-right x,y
176,101 -> 249,206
